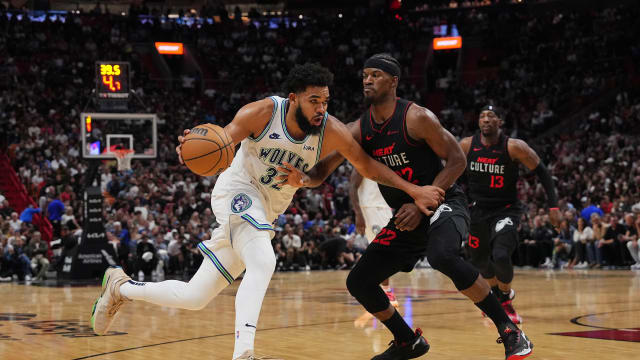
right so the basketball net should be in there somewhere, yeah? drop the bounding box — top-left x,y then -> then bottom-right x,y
113,149 -> 134,171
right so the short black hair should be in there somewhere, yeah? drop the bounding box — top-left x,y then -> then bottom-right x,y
283,63 -> 334,94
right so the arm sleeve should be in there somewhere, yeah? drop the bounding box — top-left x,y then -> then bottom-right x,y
534,163 -> 558,208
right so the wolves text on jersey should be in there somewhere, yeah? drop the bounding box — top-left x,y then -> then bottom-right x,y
258,147 -> 311,172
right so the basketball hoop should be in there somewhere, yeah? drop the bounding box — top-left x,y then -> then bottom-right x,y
113,149 -> 134,171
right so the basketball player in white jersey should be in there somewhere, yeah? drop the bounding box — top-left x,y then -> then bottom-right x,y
90,63 -> 445,359
349,172 -> 398,307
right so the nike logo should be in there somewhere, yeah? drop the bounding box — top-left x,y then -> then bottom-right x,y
411,337 -> 421,350
365,135 -> 373,140
387,130 -> 399,135
245,323 -> 257,328
269,133 -> 280,139
473,147 -> 483,151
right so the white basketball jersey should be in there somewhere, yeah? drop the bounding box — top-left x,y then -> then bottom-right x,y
221,96 -> 328,220
357,178 -> 389,209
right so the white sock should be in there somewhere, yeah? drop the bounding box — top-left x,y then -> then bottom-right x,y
120,246 -> 243,310
232,230 -> 276,359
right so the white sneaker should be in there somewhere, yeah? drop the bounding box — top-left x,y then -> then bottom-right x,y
574,261 -> 588,269
541,258 -> 553,268
91,267 -> 132,335
631,263 -> 640,270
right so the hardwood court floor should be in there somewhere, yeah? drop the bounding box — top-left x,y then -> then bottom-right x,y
0,269 -> 638,359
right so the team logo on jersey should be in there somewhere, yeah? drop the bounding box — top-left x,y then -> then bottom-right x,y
430,204 -> 452,225
231,193 -> 252,213
303,145 -> 315,151
269,133 -> 281,139
495,217 -> 513,232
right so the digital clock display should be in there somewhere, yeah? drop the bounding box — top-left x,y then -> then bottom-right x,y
95,61 -> 130,99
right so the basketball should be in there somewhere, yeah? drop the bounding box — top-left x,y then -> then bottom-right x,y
181,124 -> 234,176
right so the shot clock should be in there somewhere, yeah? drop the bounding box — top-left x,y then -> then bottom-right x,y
95,61 -> 130,99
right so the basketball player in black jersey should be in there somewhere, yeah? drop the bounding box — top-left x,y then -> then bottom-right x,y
460,106 -> 561,324
278,54 -> 533,360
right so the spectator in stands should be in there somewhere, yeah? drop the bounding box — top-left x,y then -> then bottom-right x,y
135,232 -> 157,281
4,236 -> 31,281
523,215 -> 553,267
46,194 -> 65,238
581,197 -> 604,225
153,233 -> 168,279
27,231 -> 49,282
19,204 -> 41,225
551,220 -> 573,269
61,206 -> 80,229
600,215 -> 624,268
589,213 -> 607,268
571,217 -> 593,269
8,212 -> 22,232
0,201 -> 13,219
167,230 -> 183,275
0,237 -> 13,281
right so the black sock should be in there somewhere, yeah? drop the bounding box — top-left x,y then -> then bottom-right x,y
382,310 -> 415,343
492,286 -> 507,302
475,293 -> 514,333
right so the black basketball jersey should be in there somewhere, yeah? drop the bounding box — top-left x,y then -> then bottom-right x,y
466,132 -> 519,207
360,98 -> 451,210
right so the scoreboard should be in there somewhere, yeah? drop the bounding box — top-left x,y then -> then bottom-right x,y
95,61 -> 130,99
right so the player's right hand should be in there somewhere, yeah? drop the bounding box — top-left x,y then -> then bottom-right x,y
176,129 -> 191,164
355,211 -> 366,235
276,162 -> 310,188
412,185 -> 445,216
394,203 -> 423,231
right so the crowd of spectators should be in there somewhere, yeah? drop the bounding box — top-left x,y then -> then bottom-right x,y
1,1 -> 639,282
437,1 -> 637,139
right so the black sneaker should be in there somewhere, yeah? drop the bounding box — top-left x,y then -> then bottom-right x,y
372,328 -> 430,360
497,327 -> 533,360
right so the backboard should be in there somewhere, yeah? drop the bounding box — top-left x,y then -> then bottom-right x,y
80,113 -> 157,159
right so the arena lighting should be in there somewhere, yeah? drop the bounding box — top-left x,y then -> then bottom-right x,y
433,36 -> 462,50
155,42 -> 184,55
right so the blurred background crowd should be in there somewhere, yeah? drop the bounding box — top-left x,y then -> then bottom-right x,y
1,0 -> 639,282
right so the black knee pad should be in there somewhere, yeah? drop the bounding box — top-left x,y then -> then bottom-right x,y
491,231 -> 517,283
427,217 -> 479,291
492,246 -> 512,266
346,268 -> 365,298
346,257 -> 391,313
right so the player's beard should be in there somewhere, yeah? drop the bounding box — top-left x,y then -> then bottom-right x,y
295,106 -> 322,135
363,90 -> 383,107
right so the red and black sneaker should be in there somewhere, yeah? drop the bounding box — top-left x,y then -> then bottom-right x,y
497,327 -> 533,360
371,328 -> 430,360
501,299 -> 523,324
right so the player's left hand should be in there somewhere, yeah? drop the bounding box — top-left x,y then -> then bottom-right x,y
411,185 -> 445,216
394,203 -> 423,231
549,207 -> 561,228
276,162 -> 310,188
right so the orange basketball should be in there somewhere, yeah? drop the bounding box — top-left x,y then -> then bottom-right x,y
181,124 -> 234,176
